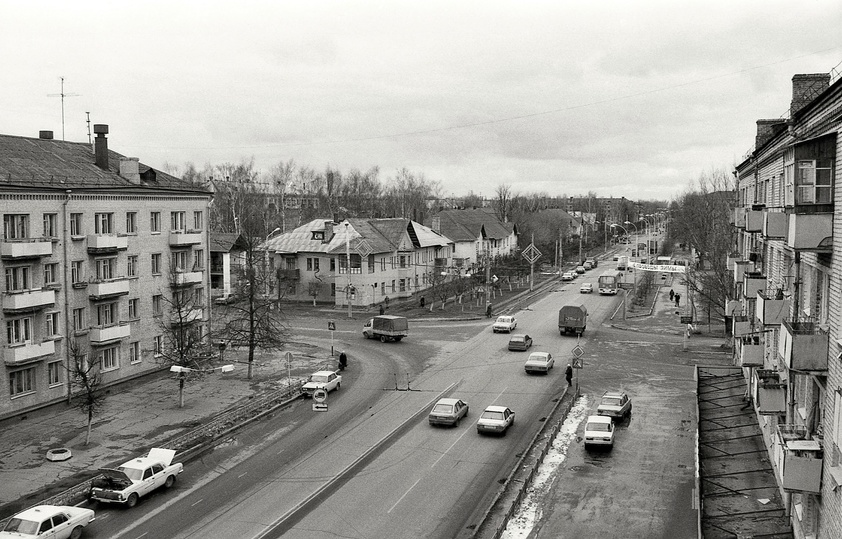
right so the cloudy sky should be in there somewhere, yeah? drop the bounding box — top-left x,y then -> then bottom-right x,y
2,0 -> 841,201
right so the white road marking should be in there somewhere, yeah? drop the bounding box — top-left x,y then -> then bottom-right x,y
388,477 -> 422,514
238,472 -> 248,478
191,499 -> 204,507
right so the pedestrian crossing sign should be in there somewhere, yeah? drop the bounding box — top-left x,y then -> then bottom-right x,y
572,358 -> 583,369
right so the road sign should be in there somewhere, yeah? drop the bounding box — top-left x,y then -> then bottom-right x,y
328,321 -> 336,331
312,388 -> 328,403
284,352 -> 293,363
572,344 -> 584,358
521,244 -> 542,264
312,403 -> 328,412
572,357 -> 583,369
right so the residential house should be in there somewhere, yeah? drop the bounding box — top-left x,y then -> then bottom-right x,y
428,208 -> 518,274
209,232 -> 247,298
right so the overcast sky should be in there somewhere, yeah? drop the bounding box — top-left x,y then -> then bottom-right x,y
3,0 -> 841,201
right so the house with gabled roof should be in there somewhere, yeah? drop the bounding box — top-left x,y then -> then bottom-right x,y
265,217 -> 454,306
209,232 -> 248,298
428,208 -> 518,273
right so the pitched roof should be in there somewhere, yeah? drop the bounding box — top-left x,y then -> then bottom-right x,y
210,233 -> 247,252
431,208 -> 513,242
0,133 -> 209,194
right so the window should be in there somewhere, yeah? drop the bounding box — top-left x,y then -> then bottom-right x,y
73,307 -> 86,332
9,367 -> 35,397
94,212 -> 113,234
153,335 -> 163,356
795,159 -> 833,204
330,283 -> 336,296
48,361 -> 62,386
100,347 -> 119,371
399,279 -> 406,292
96,302 -> 117,326
128,298 -> 139,319
193,211 -> 203,230
96,257 -> 116,280
391,280 -> 395,292
152,295 -> 162,316
69,213 -> 83,236
171,211 -> 186,231
194,249 -> 204,270
368,255 -> 375,274
46,312 -> 60,337
3,214 -> 29,239
172,250 -> 187,272
5,266 -> 30,291
6,317 -> 32,344
307,257 -> 320,271
71,261 -> 84,284
129,341 -> 140,364
126,212 -> 137,234
151,253 -> 162,275
194,287 -> 204,306
150,212 -> 161,233
127,255 -> 138,277
330,258 -> 336,272
43,213 -> 58,237
44,263 -> 58,286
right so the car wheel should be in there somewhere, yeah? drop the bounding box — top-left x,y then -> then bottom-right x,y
126,493 -> 139,508
336,382 -> 340,390
165,475 -> 176,488
70,527 -> 84,539
380,336 -> 387,343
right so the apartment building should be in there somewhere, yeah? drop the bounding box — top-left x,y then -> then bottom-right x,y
428,208 -> 518,274
732,72 -> 842,538
266,217 -> 453,306
0,126 -> 212,419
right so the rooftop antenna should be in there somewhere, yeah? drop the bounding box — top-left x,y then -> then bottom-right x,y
47,77 -> 80,141
86,112 -> 92,145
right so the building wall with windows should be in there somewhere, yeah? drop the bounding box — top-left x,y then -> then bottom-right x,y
0,128 -> 211,419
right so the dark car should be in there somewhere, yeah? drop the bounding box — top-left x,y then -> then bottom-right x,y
508,334 -> 533,351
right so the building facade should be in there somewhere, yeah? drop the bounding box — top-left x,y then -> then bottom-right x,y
428,208 -> 518,273
732,72 -> 842,538
0,127 -> 212,419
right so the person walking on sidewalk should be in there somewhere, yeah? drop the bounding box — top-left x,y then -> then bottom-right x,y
669,289 -> 675,302
674,293 -> 681,307
565,364 -> 573,386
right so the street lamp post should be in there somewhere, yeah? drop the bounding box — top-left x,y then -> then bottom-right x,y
624,221 -> 638,256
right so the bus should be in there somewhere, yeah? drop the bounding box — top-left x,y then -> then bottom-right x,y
598,270 -> 622,295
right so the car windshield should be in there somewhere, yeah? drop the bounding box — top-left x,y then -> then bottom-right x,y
118,466 -> 144,481
432,403 -> 453,414
511,337 -> 524,342
497,317 -> 512,323
481,411 -> 505,420
3,517 -> 39,534
528,355 -> 546,362
309,374 -> 329,383
601,397 -> 623,406
587,422 -> 612,432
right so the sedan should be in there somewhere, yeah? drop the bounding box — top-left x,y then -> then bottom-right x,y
1,505 -> 96,539
561,271 -> 575,281
508,334 -> 533,351
302,370 -> 342,397
579,282 -> 593,294
597,391 -> 633,420
524,351 -> 554,374
584,415 -> 615,448
575,265 -> 586,274
492,315 -> 517,333
428,398 -> 469,427
477,406 -> 515,435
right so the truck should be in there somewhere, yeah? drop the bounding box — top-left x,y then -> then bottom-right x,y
585,256 -> 598,269
89,448 -> 183,508
363,315 -> 409,342
558,304 -> 588,336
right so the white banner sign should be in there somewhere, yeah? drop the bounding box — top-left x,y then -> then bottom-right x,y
629,262 -> 686,274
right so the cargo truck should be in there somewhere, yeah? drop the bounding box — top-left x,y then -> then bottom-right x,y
558,304 -> 588,336
363,315 -> 409,342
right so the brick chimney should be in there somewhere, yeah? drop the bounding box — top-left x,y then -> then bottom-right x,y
755,119 -> 787,150
120,157 -> 141,184
791,73 -> 831,118
93,124 -> 109,170
39,130 -> 53,140
323,221 -> 334,243
432,216 -> 441,233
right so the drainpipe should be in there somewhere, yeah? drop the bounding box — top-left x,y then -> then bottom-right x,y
62,190 -> 72,404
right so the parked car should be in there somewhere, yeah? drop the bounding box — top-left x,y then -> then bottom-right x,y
213,292 -> 237,305
89,448 -> 183,507
612,254 -> 619,261
508,334 -> 533,351
524,351 -> 554,374
1,505 -> 96,539
302,370 -> 342,396
579,282 -> 593,294
428,398 -> 469,427
477,406 -> 515,435
583,261 -> 593,270
584,415 -> 615,448
492,315 -> 517,333
561,271 -> 575,281
575,265 -> 586,274
597,391 -> 632,420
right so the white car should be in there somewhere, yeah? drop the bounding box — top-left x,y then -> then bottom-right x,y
597,391 -> 633,420
492,315 -> 517,333
561,271 -> 575,281
302,370 -> 342,396
584,415 -> 615,448
1,505 -> 95,539
579,283 -> 593,294
89,448 -> 183,507
477,406 -> 515,435
524,351 -> 554,374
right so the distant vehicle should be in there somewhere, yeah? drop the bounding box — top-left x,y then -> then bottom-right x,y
584,415 -> 615,448
617,256 -> 629,270
302,370 -> 342,396
363,315 -> 408,342
524,351 -> 554,374
429,398 -> 469,427
213,292 -> 237,305
1,505 -> 96,539
580,282 -> 593,294
575,265 -> 586,274
597,391 -> 633,420
585,257 -> 598,268
508,334 -> 533,351
598,270 -> 622,295
89,448 -> 183,508
558,304 -> 587,336
612,254 -> 619,261
583,261 -> 593,270
492,315 -> 517,333
477,406 -> 515,435
561,272 -> 575,281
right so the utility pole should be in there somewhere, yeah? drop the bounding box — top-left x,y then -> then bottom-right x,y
345,223 -> 353,319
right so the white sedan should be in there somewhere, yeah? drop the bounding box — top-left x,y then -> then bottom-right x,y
584,415 -> 615,448
1,505 -> 96,539
302,370 -> 342,396
477,406 -> 515,435
492,315 -> 517,333
579,282 -> 593,294
524,351 -> 554,374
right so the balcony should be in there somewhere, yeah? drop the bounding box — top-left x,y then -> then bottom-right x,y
776,424 -> 822,494
786,211 -> 832,251
745,210 -> 763,232
169,230 -> 203,246
172,271 -> 203,287
87,234 -> 128,253
3,289 -> 56,313
732,316 -> 753,338
89,323 -> 131,345
278,269 -> 300,281
171,307 -> 203,325
737,334 -> 764,367
754,369 -> 786,415
88,277 -> 130,300
743,272 -> 766,299
779,320 -> 828,372
4,340 -> 56,366
762,211 -> 787,239
733,260 -> 753,283
733,207 -> 746,229
1,238 -> 53,259
756,290 -> 790,326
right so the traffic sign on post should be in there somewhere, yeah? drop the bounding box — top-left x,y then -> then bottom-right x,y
312,388 -> 328,403
328,321 -> 336,331
572,344 -> 584,358
572,357 -> 583,369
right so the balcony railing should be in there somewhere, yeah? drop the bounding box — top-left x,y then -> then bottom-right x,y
737,334 -> 764,367
762,211 -> 787,239
733,260 -> 753,283
171,307 -> 203,325
88,277 -> 130,300
745,210 -> 763,232
756,290 -> 790,326
2,289 -> 56,312
172,271 -> 203,287
89,323 -> 131,345
776,424 -> 822,494
754,369 -> 786,415
1,238 -> 53,259
87,234 -> 128,253
786,211 -> 832,251
4,339 -> 56,366
743,272 -> 766,299
779,320 -> 828,372
733,207 -> 746,229
732,316 -> 753,338
169,230 -> 203,246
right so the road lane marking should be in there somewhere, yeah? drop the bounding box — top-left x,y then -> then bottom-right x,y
388,477 -> 422,513
238,472 -> 248,479
432,424 -> 473,469
191,499 -> 204,507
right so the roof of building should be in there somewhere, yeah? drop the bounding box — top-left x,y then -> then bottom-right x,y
430,208 -> 514,242
209,233 -> 247,252
0,132 -> 209,194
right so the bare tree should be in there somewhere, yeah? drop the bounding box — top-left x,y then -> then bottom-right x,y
493,184 -> 515,223
67,340 -> 106,446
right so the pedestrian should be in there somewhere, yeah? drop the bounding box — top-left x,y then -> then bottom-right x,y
338,350 -> 347,369
379,304 -> 385,315
486,303 -> 493,318
565,364 -> 573,386
669,289 -> 675,301
675,293 -> 681,307
420,296 -> 425,308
